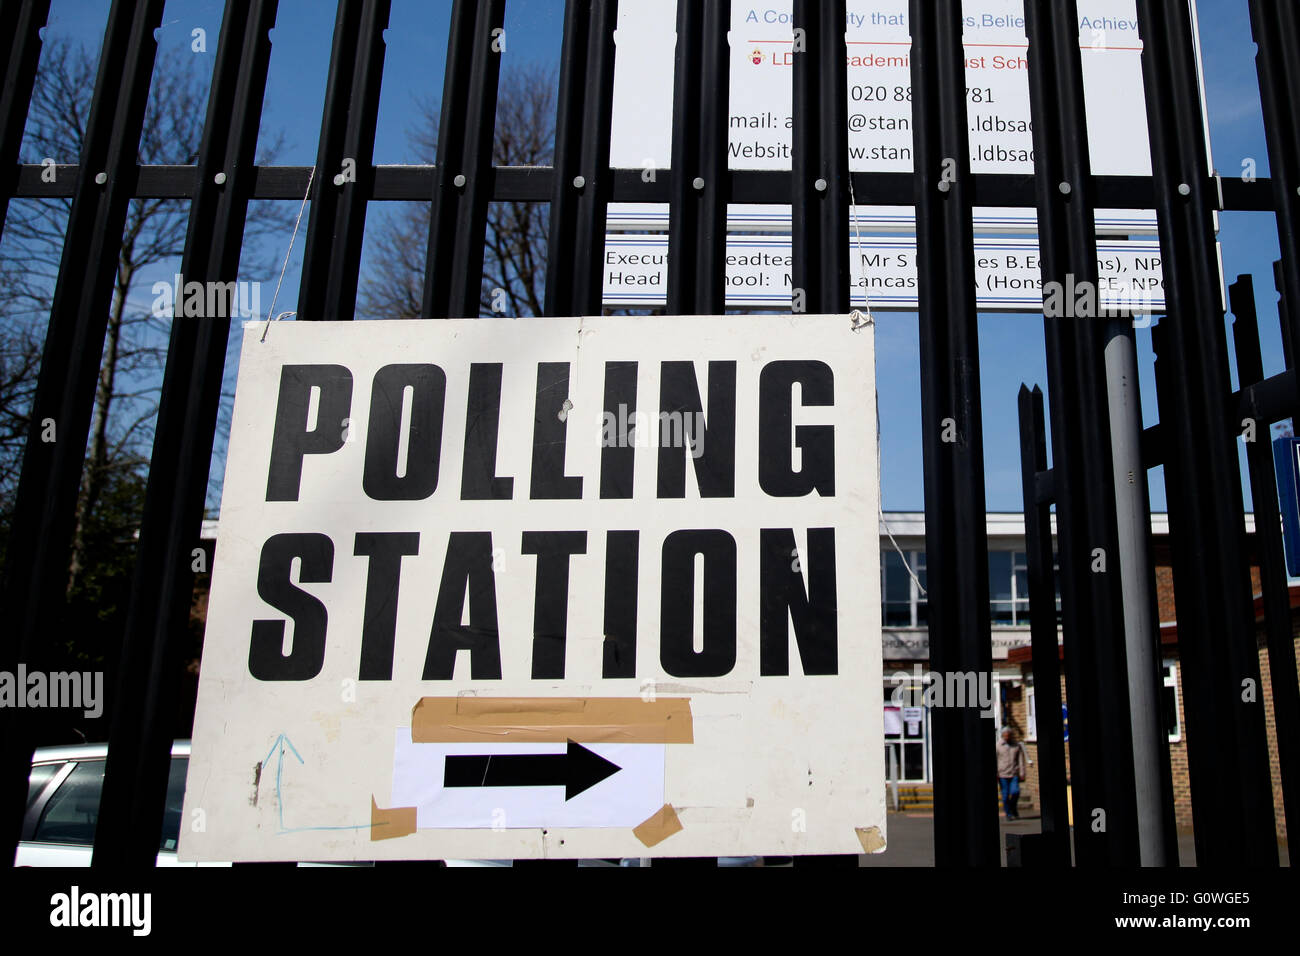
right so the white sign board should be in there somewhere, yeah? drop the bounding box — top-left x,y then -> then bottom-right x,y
902,706 -> 923,735
181,316 -> 885,861
607,0 -> 1208,234
883,706 -> 902,736
602,234 -> 1166,311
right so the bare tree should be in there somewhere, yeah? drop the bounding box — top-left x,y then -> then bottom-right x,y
360,62 -> 557,319
0,39 -> 290,595
0,265 -> 42,523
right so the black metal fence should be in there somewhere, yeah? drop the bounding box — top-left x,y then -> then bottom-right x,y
0,0 -> 1295,868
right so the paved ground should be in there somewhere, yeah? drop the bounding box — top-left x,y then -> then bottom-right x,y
856,812 -> 1290,866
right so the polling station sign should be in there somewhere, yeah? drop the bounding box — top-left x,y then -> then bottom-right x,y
180,315 -> 884,861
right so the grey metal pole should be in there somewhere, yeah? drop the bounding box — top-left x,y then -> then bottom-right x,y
1104,318 -> 1172,866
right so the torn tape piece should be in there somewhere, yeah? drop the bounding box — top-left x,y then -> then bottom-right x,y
411,696 -> 693,744
633,804 -> 684,848
856,825 -> 886,853
371,797 -> 417,841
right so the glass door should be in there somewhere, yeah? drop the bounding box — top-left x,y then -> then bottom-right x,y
884,686 -> 931,782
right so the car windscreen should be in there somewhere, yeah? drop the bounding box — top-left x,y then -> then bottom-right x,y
32,757 -> 188,850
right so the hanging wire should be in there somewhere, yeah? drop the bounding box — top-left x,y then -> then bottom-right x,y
847,172 -> 874,331
260,165 -> 317,342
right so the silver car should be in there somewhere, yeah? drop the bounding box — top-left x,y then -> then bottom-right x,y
18,740 -> 204,867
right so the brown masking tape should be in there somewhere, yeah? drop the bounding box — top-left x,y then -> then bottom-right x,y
411,696 -> 693,744
856,826 -> 886,853
633,804 -> 683,847
370,797 -> 417,841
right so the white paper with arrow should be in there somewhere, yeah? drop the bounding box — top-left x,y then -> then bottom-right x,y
390,730 -> 666,829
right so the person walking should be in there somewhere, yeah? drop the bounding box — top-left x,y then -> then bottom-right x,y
996,726 -> 1028,820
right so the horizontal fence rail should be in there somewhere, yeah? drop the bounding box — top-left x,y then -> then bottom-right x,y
7,165 -> 1284,209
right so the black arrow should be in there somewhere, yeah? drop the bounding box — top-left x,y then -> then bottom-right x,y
442,740 -> 622,800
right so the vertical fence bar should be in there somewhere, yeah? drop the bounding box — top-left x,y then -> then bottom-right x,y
1138,0 -> 1278,866
666,0 -> 729,315
654,0 -> 730,868
545,0 -> 619,317
0,0 -> 52,231
297,0 -> 390,321
788,0 -> 853,868
91,0 -> 281,868
1024,0 -> 1143,866
1275,260 -> 1294,372
1229,275 -> 1300,852
909,0 -> 999,866
422,0 -> 506,319
791,0 -> 848,314
1249,0 -> 1300,392
1016,385 -> 1070,866
298,0 -> 364,309
0,0 -> 166,865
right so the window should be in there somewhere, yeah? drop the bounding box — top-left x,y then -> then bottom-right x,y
914,552 -> 928,625
882,550 -> 911,626
1013,552 -> 1030,623
32,757 -> 188,849
159,757 -> 188,851
1162,661 -> 1181,742
989,549 -> 1036,625
881,549 -> 926,627
888,545 -> 1060,629
990,550 -> 1014,623
33,760 -> 103,845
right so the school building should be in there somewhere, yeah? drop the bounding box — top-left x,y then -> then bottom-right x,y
880,511 -> 1294,844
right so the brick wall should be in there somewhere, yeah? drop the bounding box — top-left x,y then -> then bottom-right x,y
1155,565 -> 1176,622
1168,661 -> 1192,830
1154,560 -> 1262,623
1260,634 -> 1299,844
1014,671 -> 1064,818
1017,630 -> 1297,844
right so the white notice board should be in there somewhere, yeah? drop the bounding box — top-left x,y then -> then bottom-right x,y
601,234 -> 1166,311
609,0 -> 1213,235
180,315 -> 884,861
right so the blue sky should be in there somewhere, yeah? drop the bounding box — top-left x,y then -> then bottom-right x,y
24,0 -> 1288,515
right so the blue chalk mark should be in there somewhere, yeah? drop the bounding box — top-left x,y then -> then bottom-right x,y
263,732 -> 376,835
265,732 -> 303,768
264,733 -> 304,832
